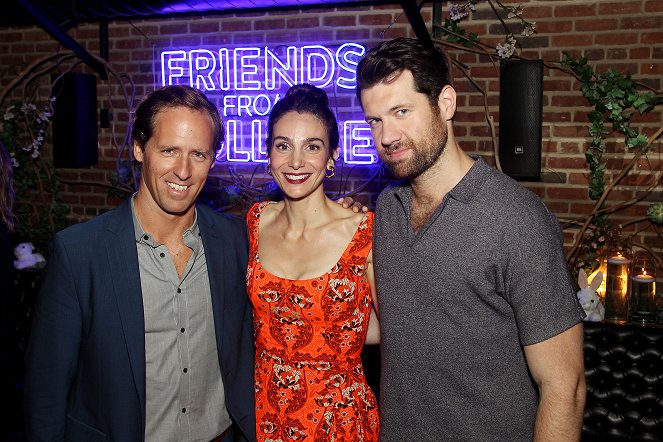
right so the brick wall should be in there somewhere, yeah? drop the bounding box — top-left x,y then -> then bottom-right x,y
1,1 -> 662,264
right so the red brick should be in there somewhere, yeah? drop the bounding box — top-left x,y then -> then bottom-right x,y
551,34 -> 593,47
598,2 -> 645,15
595,33 -> 638,46
160,24 -> 189,34
323,15 -> 357,27
191,22 -> 220,34
546,187 -> 590,200
222,21 -> 252,32
555,4 -> 597,18
645,0 -> 663,12
547,156 -> 590,169
254,18 -> 286,30
575,19 -> 619,32
536,20 -> 573,33
642,32 -> 663,44
622,16 -> 663,30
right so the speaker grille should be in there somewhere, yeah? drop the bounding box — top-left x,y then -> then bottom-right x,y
498,60 -> 543,181
52,73 -> 98,168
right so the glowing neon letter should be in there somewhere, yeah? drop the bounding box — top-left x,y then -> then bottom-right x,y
336,43 -> 365,90
223,95 -> 238,117
344,121 -> 377,164
225,119 -> 251,162
252,94 -> 273,117
218,48 -> 231,91
252,119 -> 268,163
234,47 -> 262,91
265,46 -> 297,90
237,95 -> 253,117
189,49 -> 217,91
300,45 -> 334,88
161,50 -> 188,86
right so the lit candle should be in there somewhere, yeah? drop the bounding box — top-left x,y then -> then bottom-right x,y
629,272 -> 656,323
604,256 -> 630,321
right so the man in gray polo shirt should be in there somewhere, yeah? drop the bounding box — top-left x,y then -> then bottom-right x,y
24,85 -> 255,441
355,38 -> 586,441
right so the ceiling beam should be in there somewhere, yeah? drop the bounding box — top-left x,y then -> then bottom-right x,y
400,0 -> 435,51
16,0 -> 108,80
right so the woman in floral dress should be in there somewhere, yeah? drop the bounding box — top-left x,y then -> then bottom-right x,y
246,84 -> 380,441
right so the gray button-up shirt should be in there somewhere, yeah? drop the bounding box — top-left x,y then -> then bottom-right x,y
132,199 -> 231,441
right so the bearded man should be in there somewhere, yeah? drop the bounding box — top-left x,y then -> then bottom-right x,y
355,38 -> 586,442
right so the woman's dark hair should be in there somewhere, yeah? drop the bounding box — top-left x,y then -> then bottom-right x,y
266,83 -> 339,156
131,85 -> 224,153
0,142 -> 16,232
356,37 -> 451,107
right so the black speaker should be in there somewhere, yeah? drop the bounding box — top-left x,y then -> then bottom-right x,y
52,73 -> 98,168
498,59 -> 543,181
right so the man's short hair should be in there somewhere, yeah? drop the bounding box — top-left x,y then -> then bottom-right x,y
356,37 -> 451,107
132,85 -> 224,153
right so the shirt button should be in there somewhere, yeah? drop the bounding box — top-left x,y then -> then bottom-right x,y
182,408 -> 186,413
177,288 -> 182,294
180,327 -> 185,333
183,368 -> 188,373
159,252 -> 165,258
143,234 -> 149,240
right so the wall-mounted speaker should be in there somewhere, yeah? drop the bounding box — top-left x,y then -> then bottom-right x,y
498,59 -> 543,181
52,72 -> 98,168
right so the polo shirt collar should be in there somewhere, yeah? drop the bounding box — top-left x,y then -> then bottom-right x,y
393,154 -> 490,205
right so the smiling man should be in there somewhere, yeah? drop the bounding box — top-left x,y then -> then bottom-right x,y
356,38 -> 586,441
23,85 -> 256,441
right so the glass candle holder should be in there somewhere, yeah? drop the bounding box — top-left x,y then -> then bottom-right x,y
628,252 -> 657,324
604,253 -> 630,322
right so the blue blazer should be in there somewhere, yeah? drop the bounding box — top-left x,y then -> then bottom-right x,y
23,201 -> 256,441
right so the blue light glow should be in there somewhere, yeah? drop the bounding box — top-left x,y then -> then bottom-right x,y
160,43 -> 376,165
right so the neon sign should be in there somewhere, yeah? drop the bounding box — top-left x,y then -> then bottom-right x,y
160,43 -> 377,165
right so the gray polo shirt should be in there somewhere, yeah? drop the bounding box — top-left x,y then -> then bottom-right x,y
131,199 -> 231,441
374,157 -> 585,441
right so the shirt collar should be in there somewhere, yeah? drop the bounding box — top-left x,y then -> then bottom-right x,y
393,154 -> 490,205
130,194 -> 200,246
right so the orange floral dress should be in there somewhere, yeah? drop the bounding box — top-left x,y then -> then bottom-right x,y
246,202 -> 380,441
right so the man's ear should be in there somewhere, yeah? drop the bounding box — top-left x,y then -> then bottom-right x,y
133,141 -> 144,163
437,85 -> 457,121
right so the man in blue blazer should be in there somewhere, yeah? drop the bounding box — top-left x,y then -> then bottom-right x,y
23,85 -> 256,441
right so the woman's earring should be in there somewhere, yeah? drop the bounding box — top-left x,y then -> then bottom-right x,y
325,164 -> 335,179
266,162 -> 272,176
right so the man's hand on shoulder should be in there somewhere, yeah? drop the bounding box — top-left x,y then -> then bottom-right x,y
335,196 -> 369,213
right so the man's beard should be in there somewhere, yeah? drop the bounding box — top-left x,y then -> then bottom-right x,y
381,116 -> 448,180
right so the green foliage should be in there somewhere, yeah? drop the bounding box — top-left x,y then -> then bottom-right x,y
561,53 -> 662,203
648,202 -> 663,226
561,53 -> 663,274
1,99 -> 69,250
442,18 -> 480,48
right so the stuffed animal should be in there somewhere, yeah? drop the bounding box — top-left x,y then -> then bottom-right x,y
577,268 -> 605,322
14,242 -> 46,270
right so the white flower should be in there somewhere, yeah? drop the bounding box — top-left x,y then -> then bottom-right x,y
521,22 -> 536,37
21,103 -> 36,113
449,2 -> 468,21
496,35 -> 517,59
11,157 -> 19,168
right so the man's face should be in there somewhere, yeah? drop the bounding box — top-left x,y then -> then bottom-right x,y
361,70 -> 448,180
133,106 -> 215,219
